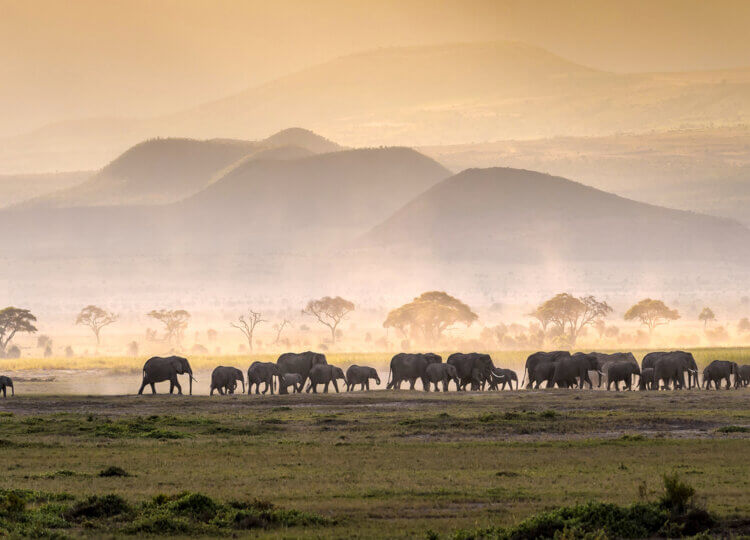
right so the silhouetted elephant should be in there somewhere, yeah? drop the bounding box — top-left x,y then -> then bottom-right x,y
529,363 -> 556,389
247,362 -> 281,394
425,363 -> 460,392
0,375 -> 13,397
738,365 -> 750,388
279,373 -> 303,394
590,352 -> 638,387
210,366 -> 245,395
138,356 -> 194,395
522,351 -> 570,388
702,360 -> 739,390
653,356 -> 689,390
488,368 -> 517,390
447,353 -> 495,390
643,351 -> 698,388
276,351 -> 327,394
552,353 -> 601,389
605,361 -> 640,391
345,365 -> 380,391
386,353 -> 442,390
306,365 -> 346,393
639,368 -> 655,390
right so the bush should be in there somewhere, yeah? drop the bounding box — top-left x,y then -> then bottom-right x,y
64,494 -> 130,520
98,466 -> 130,478
660,473 -> 695,514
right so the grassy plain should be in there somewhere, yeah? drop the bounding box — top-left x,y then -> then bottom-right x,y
1,389 -> 749,538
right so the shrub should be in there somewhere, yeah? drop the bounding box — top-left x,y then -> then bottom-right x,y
98,466 -> 130,478
64,494 -> 130,520
660,473 -> 695,514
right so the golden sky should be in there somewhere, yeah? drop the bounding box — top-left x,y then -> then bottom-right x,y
1,0 -> 749,137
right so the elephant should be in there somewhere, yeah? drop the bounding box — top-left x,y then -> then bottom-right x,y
552,353 -> 601,389
306,365 -> 346,393
345,365 -> 381,391
446,353 -> 495,390
276,351 -> 327,393
643,351 -> 698,388
247,361 -> 281,394
138,356 -> 194,395
210,366 -> 245,395
386,353 -> 442,391
702,360 -> 739,390
653,355 -> 689,390
279,373 -> 304,394
522,351 -> 570,388
605,361 -> 641,391
589,352 -> 638,387
0,375 -> 13,397
737,365 -> 750,388
488,368 -> 517,390
530,362 -> 556,389
639,368 -> 655,391
424,363 -> 460,392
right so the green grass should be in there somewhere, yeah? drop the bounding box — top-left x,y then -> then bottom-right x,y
0,391 -> 748,537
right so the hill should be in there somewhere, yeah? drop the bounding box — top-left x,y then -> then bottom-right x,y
360,167 -> 750,263
0,171 -> 92,208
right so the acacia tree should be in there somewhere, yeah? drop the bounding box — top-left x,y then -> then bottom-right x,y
383,291 -> 477,346
147,309 -> 190,347
76,305 -> 118,345
0,307 -> 37,357
230,310 -> 266,351
302,297 -> 355,343
699,307 -> 716,328
624,298 -> 680,335
531,293 -> 612,346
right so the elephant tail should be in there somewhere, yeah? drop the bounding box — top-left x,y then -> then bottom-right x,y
386,365 -> 393,388
521,366 -> 527,388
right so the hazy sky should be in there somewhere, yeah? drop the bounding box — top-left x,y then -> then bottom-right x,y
2,0 -> 749,137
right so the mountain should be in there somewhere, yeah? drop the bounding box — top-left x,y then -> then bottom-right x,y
18,128 -> 343,208
360,167 -> 750,263
0,171 -> 92,208
5,41 -> 750,173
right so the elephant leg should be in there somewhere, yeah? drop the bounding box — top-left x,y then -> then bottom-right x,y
270,379 -> 275,395
210,386 -> 215,396
365,381 -> 370,391
323,382 -> 329,393
332,380 -> 339,393
138,379 -> 148,395
174,378 -> 182,395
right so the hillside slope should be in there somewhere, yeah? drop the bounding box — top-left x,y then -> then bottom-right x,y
360,167 -> 750,262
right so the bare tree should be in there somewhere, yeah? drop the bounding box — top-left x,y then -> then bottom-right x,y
303,296 -> 355,343
147,309 -> 190,347
231,310 -> 266,351
273,319 -> 291,344
76,305 -> 118,345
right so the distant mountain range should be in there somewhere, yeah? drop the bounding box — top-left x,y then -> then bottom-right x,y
4,41 -> 750,173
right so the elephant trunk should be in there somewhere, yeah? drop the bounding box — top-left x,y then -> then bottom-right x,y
189,370 -> 193,395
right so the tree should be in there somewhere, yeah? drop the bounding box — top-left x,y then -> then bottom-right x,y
738,317 -> 750,334
127,341 -> 139,357
37,335 -> 52,349
528,304 -> 554,334
147,309 -> 190,347
624,298 -> 680,335
76,305 -> 118,345
383,291 -> 477,346
302,296 -> 355,343
698,307 -> 716,328
0,307 -> 37,357
531,293 -> 612,346
273,319 -> 291,344
230,310 -> 266,351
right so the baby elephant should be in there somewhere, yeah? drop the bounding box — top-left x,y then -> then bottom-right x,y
424,363 -> 460,392
530,363 -> 555,389
0,375 -> 14,397
737,365 -> 750,388
279,373 -> 303,394
639,368 -> 655,391
306,365 -> 346,393
489,368 -> 518,390
210,366 -> 245,395
345,365 -> 380,391
606,361 -> 641,391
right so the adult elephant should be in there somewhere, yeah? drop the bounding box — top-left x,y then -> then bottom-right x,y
306,365 -> 346,393
210,366 -> 245,395
0,375 -> 13,397
386,353 -> 442,391
605,361 -> 640,391
702,360 -> 739,390
247,362 -> 281,394
529,363 -> 556,389
653,356 -> 688,390
643,351 -> 698,388
738,365 -> 750,388
345,365 -> 380,391
590,352 -> 638,387
138,356 -> 194,395
447,353 -> 495,391
522,351 -> 570,389
276,351 -> 327,394
425,363 -> 460,392
552,353 -> 601,389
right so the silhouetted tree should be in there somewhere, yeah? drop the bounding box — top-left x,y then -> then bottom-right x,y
273,319 -> 291,344
207,328 -> 218,343
76,305 -> 118,345
127,341 -> 139,357
532,293 -> 612,346
231,310 -> 266,351
738,317 -> 750,334
698,307 -> 716,328
383,291 -> 477,346
624,298 -> 680,335
147,309 -> 190,347
302,296 -> 355,343
0,307 -> 37,357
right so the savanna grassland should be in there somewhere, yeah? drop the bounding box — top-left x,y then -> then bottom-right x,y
1,386 -> 749,538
